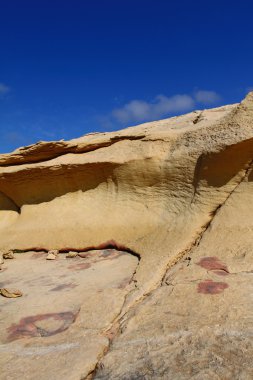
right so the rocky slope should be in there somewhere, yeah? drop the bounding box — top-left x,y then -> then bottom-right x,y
0,92 -> 253,379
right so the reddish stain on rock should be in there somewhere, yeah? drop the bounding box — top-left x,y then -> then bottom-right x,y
78,249 -> 123,261
50,283 -> 77,291
77,250 -> 124,267
99,249 -> 123,260
77,240 -> 133,255
197,256 -> 229,275
92,239 -> 129,251
198,279 -> 229,295
68,262 -> 91,271
7,310 -> 79,341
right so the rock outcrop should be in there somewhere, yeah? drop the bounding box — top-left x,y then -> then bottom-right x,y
0,93 -> 253,379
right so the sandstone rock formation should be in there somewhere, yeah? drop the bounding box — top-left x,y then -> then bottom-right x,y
0,93 -> 253,379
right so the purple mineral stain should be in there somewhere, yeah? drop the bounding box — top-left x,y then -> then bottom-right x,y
197,279 -> 229,295
197,256 -> 229,275
7,310 -> 79,341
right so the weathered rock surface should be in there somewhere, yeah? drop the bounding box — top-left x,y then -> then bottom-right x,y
0,250 -> 138,379
95,176 -> 253,379
0,92 -> 253,379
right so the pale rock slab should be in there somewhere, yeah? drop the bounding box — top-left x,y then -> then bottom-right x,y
0,250 -> 138,379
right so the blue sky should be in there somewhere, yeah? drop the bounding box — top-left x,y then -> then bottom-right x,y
0,0 -> 253,153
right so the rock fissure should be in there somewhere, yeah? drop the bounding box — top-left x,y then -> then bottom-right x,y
10,241 -> 141,260
83,255 -> 141,380
161,157 -> 253,283
89,159 -> 253,378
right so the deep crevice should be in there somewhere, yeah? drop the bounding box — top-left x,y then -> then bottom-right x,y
84,248 -> 141,380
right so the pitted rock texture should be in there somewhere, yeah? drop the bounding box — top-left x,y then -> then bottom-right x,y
0,92 -> 253,379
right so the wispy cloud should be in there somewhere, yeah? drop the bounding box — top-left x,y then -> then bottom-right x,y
0,83 -> 10,97
112,94 -> 194,124
194,90 -> 221,104
111,90 -> 221,125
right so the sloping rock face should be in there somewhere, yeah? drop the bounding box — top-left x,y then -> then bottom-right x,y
0,93 -> 253,379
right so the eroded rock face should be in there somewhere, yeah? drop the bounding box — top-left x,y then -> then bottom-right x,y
0,93 -> 253,379
94,173 -> 253,379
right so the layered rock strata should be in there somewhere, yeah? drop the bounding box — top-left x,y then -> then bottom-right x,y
0,92 -> 253,379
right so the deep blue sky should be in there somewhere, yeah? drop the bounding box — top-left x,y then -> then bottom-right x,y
0,0 -> 253,153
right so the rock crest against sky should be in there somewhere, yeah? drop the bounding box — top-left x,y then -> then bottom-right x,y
1,1 -> 253,152
0,93 -> 253,379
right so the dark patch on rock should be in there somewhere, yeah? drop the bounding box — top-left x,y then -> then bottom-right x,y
50,283 -> 77,291
77,240 -> 140,259
197,256 -> 229,275
7,310 -> 79,341
78,249 -> 124,263
99,249 -> 123,260
197,279 -> 229,294
68,262 -> 91,271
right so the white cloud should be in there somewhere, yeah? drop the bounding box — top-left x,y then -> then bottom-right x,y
99,89 -> 222,128
195,90 -> 221,104
0,83 -> 10,95
112,94 -> 195,124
